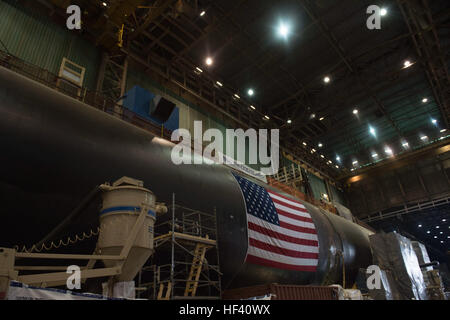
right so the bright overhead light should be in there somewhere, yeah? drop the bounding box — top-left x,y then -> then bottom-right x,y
264,115 -> 270,120
431,118 -> 437,125
422,98 -> 428,103
369,125 -> 376,137
216,81 -> 223,87
440,128 -> 447,133
323,76 -> 330,83
353,109 -> 358,115
418,224 -> 422,227
277,22 -> 290,38
102,2 -> 108,7
443,219 -> 447,222
436,226 -> 440,229
336,156 -> 341,161
380,8 -> 387,16
352,160 -> 358,165
200,10 -> 206,16
320,154 -> 325,159
402,141 -> 409,148
249,105 -> 255,110
335,165 -> 339,169
319,117 -> 324,121
234,94 -> 240,99
327,160 -> 332,164
385,147 -> 393,155
403,60 -> 411,68
372,152 -> 378,158
310,113 -> 316,119
434,236 -> 437,239
195,67 -> 203,73
311,148 -> 316,153
427,231 -> 430,234
302,142 -> 307,146
287,119 -> 292,124
247,89 -> 254,96
318,142 -> 323,147
420,135 -> 428,141
440,232 -> 443,234
205,57 -> 213,66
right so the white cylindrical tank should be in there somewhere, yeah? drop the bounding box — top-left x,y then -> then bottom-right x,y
97,177 -> 156,281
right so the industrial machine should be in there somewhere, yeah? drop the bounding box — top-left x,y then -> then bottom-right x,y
0,64 -> 373,293
0,176 -> 167,299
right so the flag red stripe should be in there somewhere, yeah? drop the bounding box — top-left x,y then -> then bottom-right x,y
279,221 -> 317,234
276,207 -> 314,223
248,222 -> 319,247
249,238 -> 319,259
246,254 -> 317,272
268,190 -> 305,206
271,197 -> 309,213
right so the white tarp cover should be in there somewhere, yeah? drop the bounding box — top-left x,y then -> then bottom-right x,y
7,281 -> 119,300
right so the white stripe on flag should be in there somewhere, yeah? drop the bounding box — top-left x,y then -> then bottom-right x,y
248,246 -> 319,266
248,229 -> 319,253
268,192 -> 306,209
278,214 -> 316,230
247,214 -> 319,242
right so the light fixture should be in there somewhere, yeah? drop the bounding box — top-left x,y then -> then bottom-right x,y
216,81 -> 223,87
441,241 -> 444,243
320,155 -> 325,159
440,231 -> 443,234
431,118 -> 437,125
200,10 -> 206,16
249,105 -> 255,110
352,160 -> 358,165
336,156 -> 341,161
287,119 -> 292,124
427,231 -> 430,234
418,224 -> 422,227
422,98 -> 428,103
402,141 -> 409,148
350,168 -> 355,172
311,148 -> 316,153
195,67 -> 203,73
319,117 -> 324,121
278,22 -> 290,37
442,219 -> 447,222
205,57 -> 213,66
247,88 -> 254,96
380,8 -> 387,16
353,109 -> 358,115
436,226 -> 440,229
369,125 -> 376,137
310,113 -> 316,119
440,128 -> 447,133
323,76 -> 330,83
335,165 -> 339,169
233,94 -> 240,99
102,2 -> 108,7
385,147 -> 393,155
264,115 -> 270,120
420,135 -> 428,141
318,142 -> 323,148
302,142 -> 307,146
372,152 -> 378,158
434,236 -> 437,239
403,60 -> 411,68
327,160 -> 332,164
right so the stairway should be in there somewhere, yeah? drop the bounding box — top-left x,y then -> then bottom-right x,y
184,239 -> 209,297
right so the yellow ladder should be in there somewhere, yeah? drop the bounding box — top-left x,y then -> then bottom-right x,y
184,238 -> 209,296
157,281 -> 172,300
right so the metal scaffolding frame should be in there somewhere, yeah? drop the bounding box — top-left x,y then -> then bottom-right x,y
137,194 -> 221,300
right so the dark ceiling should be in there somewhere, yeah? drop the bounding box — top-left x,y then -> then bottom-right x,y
30,0 -> 450,180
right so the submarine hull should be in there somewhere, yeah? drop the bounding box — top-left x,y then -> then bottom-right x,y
0,66 -> 372,289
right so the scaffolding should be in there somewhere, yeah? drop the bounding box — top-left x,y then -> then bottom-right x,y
137,194 -> 221,300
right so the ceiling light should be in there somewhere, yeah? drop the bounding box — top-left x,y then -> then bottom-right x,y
234,94 -> 240,99
264,115 -> 270,120
287,119 -> 292,124
431,118 -> 437,125
436,226 -> 440,229
380,8 -> 387,16
311,148 -> 316,153
402,141 -> 409,148
369,126 -> 376,137
434,236 -> 437,239
422,98 -> 428,103
102,2 -> 108,7
249,105 -> 255,110
318,142 -> 323,147
319,117 -> 324,121
310,113 -> 316,119
427,231 -> 430,234
320,155 -> 325,159
420,135 -> 428,141
372,152 -> 378,158
352,160 -> 358,165
418,224 -> 422,227
327,160 -> 332,164
216,81 -> 223,87
403,60 -> 411,68
200,10 -> 206,16
247,89 -> 254,96
442,219 -> 446,222
336,156 -> 341,161
353,109 -> 358,115
323,76 -> 330,83
205,57 -> 213,66
302,142 -> 307,146
335,165 -> 339,169
440,128 -> 447,133
441,241 -> 444,243
350,168 -> 355,172
440,232 -> 443,234
195,67 -> 203,73
385,147 -> 393,155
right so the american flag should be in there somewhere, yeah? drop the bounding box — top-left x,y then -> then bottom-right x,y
233,173 -> 319,272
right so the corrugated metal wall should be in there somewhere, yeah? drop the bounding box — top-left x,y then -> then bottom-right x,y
0,0 -> 100,90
